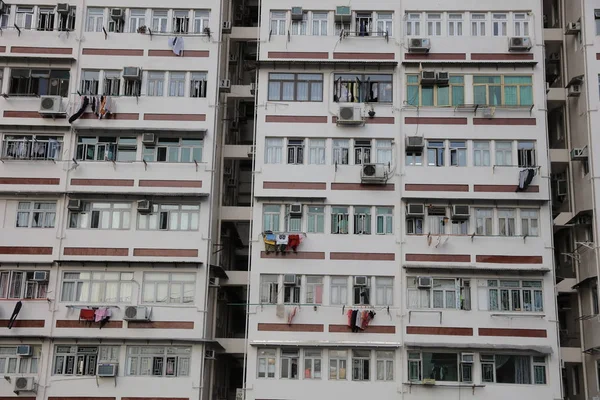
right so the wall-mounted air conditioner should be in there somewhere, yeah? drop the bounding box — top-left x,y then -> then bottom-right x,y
408,38 -> 430,53
32,271 -> 49,282
110,8 -> 124,20
290,203 -> 302,216
97,363 -> 118,377
13,377 -> 36,393
39,96 -> 63,116
336,105 -> 364,125
565,21 -> 580,35
420,71 -> 436,85
142,133 -> 155,144
556,179 -> 568,196
405,136 -> 424,151
123,67 -> 141,80
222,21 -> 232,33
219,79 -> 231,92
407,204 -> 425,216
360,163 -> 387,184
283,274 -> 298,285
354,276 -> 368,286
56,3 -> 69,14
124,306 -> 150,321
335,6 -> 351,20
571,147 -> 588,161
137,200 -> 152,214
568,84 -> 581,97
291,7 -> 303,20
508,36 -> 532,51
436,72 -> 449,84
461,353 -> 474,363
16,345 -> 32,356
67,199 -> 82,211
451,205 -> 470,220
417,276 -> 432,288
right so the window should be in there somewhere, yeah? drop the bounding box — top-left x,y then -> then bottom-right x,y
521,209 -> 539,236
69,202 -> 131,230
129,9 -> 145,33
518,141 -> 536,167
407,277 -> 461,309
514,13 -> 529,36
452,217 -> 468,235
329,350 -> 348,380
147,71 -> 165,96
257,349 -> 276,378
76,136 -> 137,162
193,10 -> 209,33
259,275 -> 278,304
331,206 -> 349,234
376,351 -> 394,381
15,6 -> 33,29
108,10 -> 124,32
353,277 -> 370,305
291,12 -> 307,35
173,10 -> 189,33
449,141 -> 467,166
481,354 -> 545,384
126,346 -> 191,376
475,208 -> 493,236
137,204 -> 200,231
81,70 -> 99,95
263,205 -> 281,232
270,11 -> 286,35
354,139 -> 371,165
57,6 -> 76,31
406,75 -> 465,107
406,216 -> 423,235
334,74 -> 392,103
54,345 -> 105,375
307,206 -> 324,233
304,349 -> 322,379
596,10 -> 600,35
353,206 -> 371,235
498,209 -> 516,236
0,346 -> 40,374
474,75 -> 533,106
268,73 -> 323,102
287,139 -> 304,164
285,204 -> 301,232
332,139 -> 349,165
405,150 -> 423,166
16,202 -> 56,228
123,78 -> 141,97
411,352 -> 458,382
1,5 -> 10,29
283,277 -> 300,304
376,12 -> 392,36
2,134 -> 62,160
152,10 -> 168,32
307,139 -> 325,165
592,280 -> 599,315
334,19 -> 350,35
427,140 -> 445,166
0,271 -> 49,299
265,138 -> 283,164
309,12 -> 328,35
492,13 -> 507,36
471,13 -> 486,36
355,12 -> 373,35
376,277 -> 393,306
330,276 -> 348,305
352,350 -> 370,381
37,7 -> 55,31
473,141 -> 490,166
169,72 -> 186,97
376,207 -> 393,235
143,136 -> 203,163
495,141 -> 513,166
280,349 -> 299,379
61,271 -> 133,303
376,139 -> 392,164
448,13 -> 463,36
406,13 -> 421,36
408,352 -> 422,381
485,279 -> 543,312
190,72 -> 208,98
142,272 -> 195,304
305,276 -> 323,304
9,68 -> 69,97
103,71 -> 121,95
427,13 -> 442,35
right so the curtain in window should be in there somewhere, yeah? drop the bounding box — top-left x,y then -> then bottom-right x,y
504,86 -> 517,105
308,139 -> 325,164
296,82 -> 308,100
310,82 -> 323,101
282,82 -> 294,100
421,86 -> 434,106
520,85 -> 533,105
452,86 -> 464,106
474,86 -> 487,104
437,86 -> 449,106
376,140 -> 392,164
515,356 -> 531,384
265,139 -> 282,163
489,289 -> 498,310
407,85 -> 419,106
16,212 -> 29,227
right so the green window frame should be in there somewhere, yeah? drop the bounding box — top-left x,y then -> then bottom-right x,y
406,75 -> 464,107
473,75 -> 533,106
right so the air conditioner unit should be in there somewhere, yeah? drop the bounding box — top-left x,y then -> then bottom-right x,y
417,276 -> 432,288
565,21 -> 581,35
32,271 -> 49,282
568,84 -> 581,97
56,3 -> 69,14
482,107 -> 495,118
205,350 -> 216,359
123,67 -> 141,79
16,345 -> 32,356
407,204 -> 425,216
39,96 -> 63,115
13,377 -> 36,393
336,106 -> 363,125
408,38 -> 431,53
557,179 -> 568,196
124,306 -> 150,321
229,53 -> 238,63
137,200 -> 152,214
335,6 -> 351,19
142,132 -> 155,144
360,163 -> 388,184
67,199 -> 82,211
111,8 -> 124,20
283,274 -> 297,285
508,36 -> 532,51
354,276 -> 368,286
451,205 -> 470,220
460,353 -> 474,363
405,136 -> 424,151
97,363 -> 118,377
436,72 -> 449,85
571,147 -> 588,161
220,79 -> 231,92
248,145 -> 255,157
291,7 -> 303,20
549,53 -> 560,61
222,21 -> 232,33
420,71 -> 436,85
290,203 -> 302,216
209,277 -> 220,287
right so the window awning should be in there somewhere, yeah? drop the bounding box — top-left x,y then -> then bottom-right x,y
250,340 -> 401,348
257,60 -> 397,71
403,264 -> 550,274
0,124 -> 71,132
254,195 -> 327,201
66,191 -> 209,199
0,55 -> 76,66
55,260 -> 203,267
404,342 -> 553,355
74,127 -> 207,137
402,60 -> 537,67
566,75 -> 584,88
572,276 -> 597,289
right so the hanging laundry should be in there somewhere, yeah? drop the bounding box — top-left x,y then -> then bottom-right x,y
346,309 -> 353,327
276,234 -> 288,253
287,306 -> 298,324
94,307 -> 110,323
7,301 -> 22,329
516,168 -> 536,192
91,96 -> 96,113
169,36 -> 185,56
79,308 -> 95,322
69,96 -> 89,123
97,308 -> 112,329
350,309 -> 359,332
288,234 -> 301,253
263,231 -> 276,253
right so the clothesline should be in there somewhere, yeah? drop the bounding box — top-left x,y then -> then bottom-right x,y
226,302 -> 395,312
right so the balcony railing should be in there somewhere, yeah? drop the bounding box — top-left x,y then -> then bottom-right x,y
1,139 -> 62,160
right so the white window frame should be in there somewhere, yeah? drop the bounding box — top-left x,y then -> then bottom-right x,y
376,207 -> 393,235
376,139 -> 392,164
307,206 -> 325,233
265,138 -> 283,164
426,13 -> 442,36
193,10 -> 209,33
15,6 -> 34,29
331,206 -> 349,234
308,138 -> 326,164
68,201 -> 131,230
332,139 -> 349,165
407,277 -> 460,309
312,12 -> 327,36
0,346 -> 40,375
81,70 -> 100,95
151,9 -> 168,32
495,141 -> 513,166
485,279 -> 543,312
304,349 -> 322,379
0,270 -> 49,300
270,11 -> 287,35
173,10 -> 190,33
498,209 -> 516,236
470,13 -> 487,36
353,206 -> 371,235
126,345 -> 191,377
280,349 -> 299,379
137,204 -> 200,231
492,13 -> 507,36
330,276 -> 348,305
142,272 -> 196,304
257,348 -> 276,378
16,201 -> 56,228
259,275 -> 278,304
190,72 -> 208,98
128,9 -> 145,33
37,6 -> 56,31
329,350 -> 348,380
60,271 -> 133,303
406,13 -> 421,36
262,204 -> 281,232
376,12 -> 392,36
448,13 -> 463,36
513,13 -> 529,36
376,351 -> 394,381
351,349 -> 371,381
475,208 -> 493,236
291,11 -> 307,35
287,139 -> 304,164
103,71 -> 121,96
168,72 -> 186,97
520,209 -> 539,237
449,140 -> 467,167
375,277 -> 393,306
473,140 -> 490,166
305,276 -> 323,304
147,71 -> 165,97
